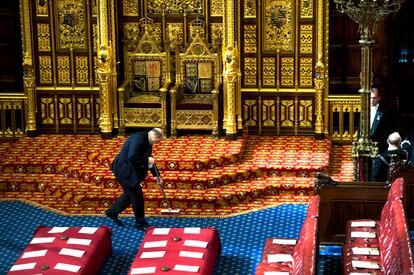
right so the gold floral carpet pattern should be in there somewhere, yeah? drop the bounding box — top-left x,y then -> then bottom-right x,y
0,134 -> 351,217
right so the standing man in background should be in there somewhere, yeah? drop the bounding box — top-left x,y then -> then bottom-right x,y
105,128 -> 164,231
370,88 -> 393,154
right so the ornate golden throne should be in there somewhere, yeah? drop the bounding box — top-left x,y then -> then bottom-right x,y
170,20 -> 221,138
118,18 -> 171,134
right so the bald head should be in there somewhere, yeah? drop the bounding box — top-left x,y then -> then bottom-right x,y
148,128 -> 164,145
387,132 -> 401,147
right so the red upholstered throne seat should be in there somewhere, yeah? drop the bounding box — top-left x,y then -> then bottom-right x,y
128,227 -> 221,275
7,226 -> 112,274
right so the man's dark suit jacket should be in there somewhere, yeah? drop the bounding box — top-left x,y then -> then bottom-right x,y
370,104 -> 392,153
111,132 -> 151,188
371,143 -> 411,182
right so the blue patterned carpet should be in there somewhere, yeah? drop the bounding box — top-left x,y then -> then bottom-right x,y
0,200 -> 315,275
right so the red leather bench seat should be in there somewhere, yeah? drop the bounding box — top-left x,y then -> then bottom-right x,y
256,217 -> 318,275
256,196 -> 320,275
343,199 -> 414,274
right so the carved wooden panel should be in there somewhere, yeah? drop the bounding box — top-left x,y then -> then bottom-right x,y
318,182 -> 388,243
37,91 -> 100,133
240,0 -> 317,89
32,0 -> 98,87
242,93 -> 314,134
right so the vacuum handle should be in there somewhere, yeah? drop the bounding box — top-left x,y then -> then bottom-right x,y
153,163 -> 163,185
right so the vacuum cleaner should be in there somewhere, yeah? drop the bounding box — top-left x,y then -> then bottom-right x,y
153,164 -> 180,214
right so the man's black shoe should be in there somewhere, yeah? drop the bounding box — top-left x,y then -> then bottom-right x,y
105,211 -> 123,226
135,219 -> 149,231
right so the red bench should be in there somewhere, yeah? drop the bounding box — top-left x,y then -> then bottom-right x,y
7,226 -> 112,275
342,178 -> 414,274
255,196 -> 319,275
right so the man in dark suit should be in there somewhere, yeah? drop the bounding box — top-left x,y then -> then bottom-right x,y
371,131 -> 411,182
370,88 -> 393,154
105,128 -> 164,230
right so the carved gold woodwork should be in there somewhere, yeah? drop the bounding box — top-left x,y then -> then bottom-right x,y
57,56 -> 71,84
281,57 -> 294,86
92,0 -> 98,16
36,0 -> 49,16
211,0 -> 223,16
211,23 -> 223,52
243,99 -> 258,126
118,18 -> 171,134
167,23 -> 184,51
93,24 -> 98,52
189,19 -> 206,43
55,0 -> 87,50
244,57 -> 257,86
40,97 -> 55,124
244,0 -> 257,18
170,24 -> 221,137
299,58 -> 313,87
299,99 -> 313,127
280,99 -> 294,127
264,0 -> 294,52
123,23 -> 140,51
244,25 -> 257,53
300,0 -> 313,18
123,0 -> 139,16
329,96 -> 361,142
39,56 -> 52,84
300,25 -> 313,54
147,0 -> 203,14
0,97 -> 25,138
93,56 -> 99,85
37,24 -> 51,51
58,97 -> 73,125
75,56 -> 89,84
262,99 -> 276,127
77,98 -> 92,125
263,58 -> 276,86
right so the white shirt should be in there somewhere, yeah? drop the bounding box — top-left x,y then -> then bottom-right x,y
370,104 -> 379,128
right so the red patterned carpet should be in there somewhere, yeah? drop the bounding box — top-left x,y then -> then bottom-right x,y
0,134 -> 352,217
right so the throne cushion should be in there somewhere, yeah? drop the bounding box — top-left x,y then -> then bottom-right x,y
176,95 -> 213,110
125,93 -> 162,108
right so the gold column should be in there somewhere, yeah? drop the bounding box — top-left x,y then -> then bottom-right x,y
223,0 -> 239,138
20,0 -> 36,136
109,0 -> 119,131
314,0 -> 326,138
97,0 -> 113,138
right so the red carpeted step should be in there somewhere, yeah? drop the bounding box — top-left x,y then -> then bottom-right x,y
74,176 -> 314,212
329,144 -> 354,181
86,136 -> 246,170
0,173 -> 80,194
1,134 -> 345,217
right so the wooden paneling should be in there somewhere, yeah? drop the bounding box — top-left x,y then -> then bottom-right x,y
242,92 -> 315,135
328,0 -> 388,94
318,181 -> 388,243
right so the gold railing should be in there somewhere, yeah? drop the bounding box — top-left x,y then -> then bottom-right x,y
0,94 -> 26,139
328,95 -> 360,143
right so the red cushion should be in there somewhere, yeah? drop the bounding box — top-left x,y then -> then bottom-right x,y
7,226 -> 112,275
